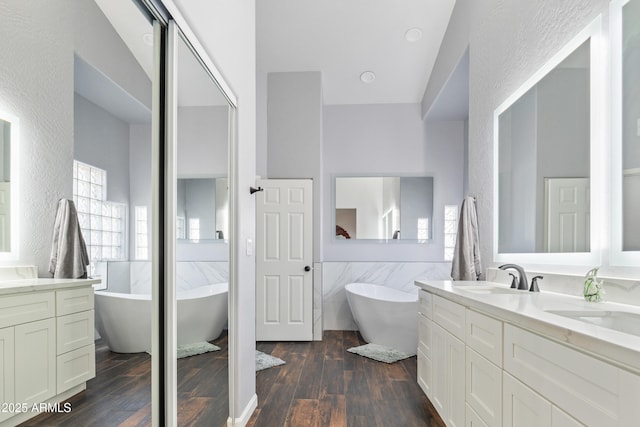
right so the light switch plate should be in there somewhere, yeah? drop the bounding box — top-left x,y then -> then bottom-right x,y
246,238 -> 253,256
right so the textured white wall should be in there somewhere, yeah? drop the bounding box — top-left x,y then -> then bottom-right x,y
0,0 -> 154,273
0,0 -> 74,273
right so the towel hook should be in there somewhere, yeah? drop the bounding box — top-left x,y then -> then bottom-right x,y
249,186 -> 263,195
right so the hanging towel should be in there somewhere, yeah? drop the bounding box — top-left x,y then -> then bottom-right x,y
49,199 -> 89,279
451,196 -> 482,281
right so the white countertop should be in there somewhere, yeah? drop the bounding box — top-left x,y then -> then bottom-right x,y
0,277 -> 101,296
415,280 -> 640,375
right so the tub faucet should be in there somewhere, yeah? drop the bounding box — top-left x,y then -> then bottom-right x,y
498,264 -> 528,290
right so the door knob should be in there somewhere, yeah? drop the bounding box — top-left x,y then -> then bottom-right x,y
304,266 -> 311,272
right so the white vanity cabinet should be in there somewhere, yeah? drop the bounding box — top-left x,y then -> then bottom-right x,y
416,281 -> 640,427
0,280 -> 96,426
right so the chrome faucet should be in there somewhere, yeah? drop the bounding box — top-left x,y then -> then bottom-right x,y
498,264 -> 528,290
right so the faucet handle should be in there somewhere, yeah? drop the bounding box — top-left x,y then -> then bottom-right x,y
530,276 -> 543,292
508,273 -> 518,289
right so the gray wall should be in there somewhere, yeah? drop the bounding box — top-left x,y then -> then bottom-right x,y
177,106 -> 228,177
267,71 -> 324,261
323,103 -> 465,261
0,121 -> 9,182
400,177 -> 434,240
129,123 -> 152,258
74,94 -> 131,205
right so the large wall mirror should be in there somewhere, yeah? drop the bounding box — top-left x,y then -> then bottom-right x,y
0,112 -> 17,257
612,0 -> 640,265
334,176 -> 434,241
494,17 -> 603,264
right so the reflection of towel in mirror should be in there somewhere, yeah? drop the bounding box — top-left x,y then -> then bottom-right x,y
451,196 -> 482,281
49,199 -> 89,279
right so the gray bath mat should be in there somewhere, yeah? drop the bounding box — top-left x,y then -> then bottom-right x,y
347,343 -> 414,363
177,342 -> 221,359
256,350 -> 286,371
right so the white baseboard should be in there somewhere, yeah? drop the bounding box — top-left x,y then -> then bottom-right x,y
227,394 -> 258,427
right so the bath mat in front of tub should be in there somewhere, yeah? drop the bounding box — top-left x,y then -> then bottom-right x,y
177,342 -> 221,359
256,350 -> 286,372
347,343 -> 414,363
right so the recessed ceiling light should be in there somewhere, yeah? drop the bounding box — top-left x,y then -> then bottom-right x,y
360,71 -> 376,84
142,33 -> 154,46
405,27 -> 423,42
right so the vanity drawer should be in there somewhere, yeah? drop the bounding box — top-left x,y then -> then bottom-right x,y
504,324 -> 623,426
57,343 -> 95,393
466,347 -> 502,427
432,294 -> 465,341
466,309 -> 502,366
57,310 -> 94,355
419,289 -> 433,318
0,291 -> 55,328
56,286 -> 94,316
418,312 -> 431,357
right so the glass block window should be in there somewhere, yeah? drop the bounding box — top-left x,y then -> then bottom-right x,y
417,218 -> 430,241
444,205 -> 459,261
135,206 -> 149,260
177,217 -> 185,239
73,161 -> 126,272
189,218 -> 200,241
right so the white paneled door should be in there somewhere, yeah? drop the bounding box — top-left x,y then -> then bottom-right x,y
256,179 -> 313,341
545,178 -> 590,252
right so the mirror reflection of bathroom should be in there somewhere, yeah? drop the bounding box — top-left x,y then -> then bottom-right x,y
622,0 -> 640,251
174,32 -> 230,425
70,0 -> 156,423
498,39 -> 591,254
0,117 -> 11,252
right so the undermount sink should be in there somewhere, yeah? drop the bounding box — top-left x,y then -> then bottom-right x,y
454,285 -> 524,295
545,310 -> 640,337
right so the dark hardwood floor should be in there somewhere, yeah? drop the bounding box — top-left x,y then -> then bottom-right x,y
249,331 -> 445,427
20,330 -> 443,427
20,332 -> 229,427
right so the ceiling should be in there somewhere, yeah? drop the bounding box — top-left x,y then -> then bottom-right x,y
257,0 -> 456,105
94,0 -> 457,108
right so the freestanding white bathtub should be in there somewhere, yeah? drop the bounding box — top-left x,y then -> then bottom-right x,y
345,282 -> 418,354
95,283 -> 228,353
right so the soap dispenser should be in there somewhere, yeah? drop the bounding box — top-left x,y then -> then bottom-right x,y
530,276 -> 543,292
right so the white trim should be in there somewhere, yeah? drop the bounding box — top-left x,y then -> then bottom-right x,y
227,394 -> 257,427
164,21 -> 179,427
493,16 -> 603,266
0,110 -> 18,261
158,0 -> 237,109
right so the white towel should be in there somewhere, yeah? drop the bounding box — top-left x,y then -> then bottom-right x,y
451,196 -> 482,281
49,199 -> 89,279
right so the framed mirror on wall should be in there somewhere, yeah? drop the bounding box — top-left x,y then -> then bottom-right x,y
493,16 -> 604,265
611,0 -> 640,265
334,176 -> 434,242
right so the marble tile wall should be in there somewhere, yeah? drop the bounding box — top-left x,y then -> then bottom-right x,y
322,262 -> 452,330
106,261 -> 228,295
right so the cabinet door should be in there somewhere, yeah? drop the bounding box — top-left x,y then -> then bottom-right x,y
15,318 -> 56,404
448,331 -> 465,427
467,347 -> 501,427
503,372 -> 551,427
0,327 -> 15,423
417,348 -> 432,398
552,406 -> 585,427
432,321 -> 465,427
431,322 -> 447,417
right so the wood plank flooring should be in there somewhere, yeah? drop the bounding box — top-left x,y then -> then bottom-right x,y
19,330 -> 443,427
20,332 -> 229,427
249,331 -> 445,427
